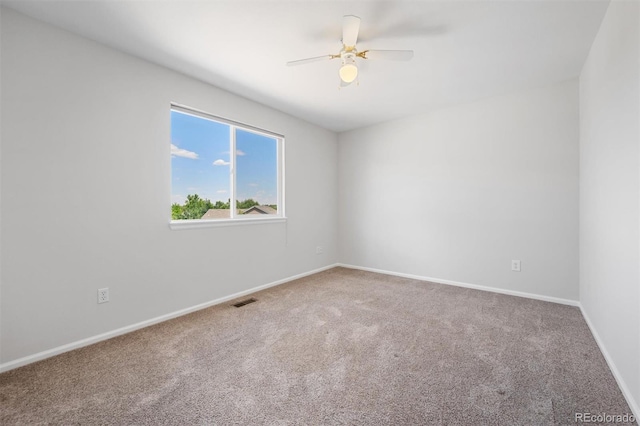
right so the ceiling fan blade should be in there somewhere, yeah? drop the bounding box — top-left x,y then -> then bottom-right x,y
342,15 -> 361,47
286,55 -> 335,67
362,50 -> 414,61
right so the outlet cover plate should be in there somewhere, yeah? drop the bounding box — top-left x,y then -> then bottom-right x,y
98,288 -> 109,304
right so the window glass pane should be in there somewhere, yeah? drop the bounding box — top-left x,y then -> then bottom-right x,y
171,110 -> 231,220
235,129 -> 278,216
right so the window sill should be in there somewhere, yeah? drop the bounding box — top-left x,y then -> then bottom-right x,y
169,216 -> 287,230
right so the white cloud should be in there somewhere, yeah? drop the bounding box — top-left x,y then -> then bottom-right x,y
216,189 -> 228,194
213,159 -> 230,166
248,183 -> 259,187
222,150 -> 246,156
171,144 -> 198,159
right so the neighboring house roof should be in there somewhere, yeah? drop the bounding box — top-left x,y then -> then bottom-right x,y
243,205 -> 277,215
201,209 -> 231,219
201,206 -> 276,219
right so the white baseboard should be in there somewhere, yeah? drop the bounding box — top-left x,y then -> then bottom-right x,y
579,306 -> 640,420
337,263 -> 580,306
0,263 -> 339,373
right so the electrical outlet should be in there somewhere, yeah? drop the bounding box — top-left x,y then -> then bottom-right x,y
97,288 -> 109,304
511,260 -> 521,272
316,246 -> 323,255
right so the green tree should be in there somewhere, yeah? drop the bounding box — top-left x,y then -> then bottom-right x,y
173,194 -> 214,220
213,199 -> 230,209
236,198 -> 260,209
171,203 -> 184,220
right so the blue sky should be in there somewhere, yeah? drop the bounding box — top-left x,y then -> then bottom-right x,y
171,110 -> 277,206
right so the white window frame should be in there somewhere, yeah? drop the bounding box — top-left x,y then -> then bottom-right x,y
169,103 -> 286,230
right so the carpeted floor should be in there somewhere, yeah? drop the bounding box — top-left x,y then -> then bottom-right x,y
0,267 -> 636,425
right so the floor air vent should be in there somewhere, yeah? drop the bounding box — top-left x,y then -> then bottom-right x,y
232,298 -> 257,308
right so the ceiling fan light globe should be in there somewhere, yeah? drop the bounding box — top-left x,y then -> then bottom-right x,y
340,63 -> 358,83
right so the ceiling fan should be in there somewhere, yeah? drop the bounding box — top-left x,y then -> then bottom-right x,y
286,15 -> 414,86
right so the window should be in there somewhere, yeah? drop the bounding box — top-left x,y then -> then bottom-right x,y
170,104 -> 284,228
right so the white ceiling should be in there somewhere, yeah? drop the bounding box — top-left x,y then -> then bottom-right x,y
2,0 -> 609,132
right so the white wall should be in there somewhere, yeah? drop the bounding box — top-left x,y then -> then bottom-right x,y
0,8 -> 338,366
579,0 -> 639,415
338,80 -> 579,301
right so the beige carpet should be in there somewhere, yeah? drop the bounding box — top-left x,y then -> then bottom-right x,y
0,267 -> 636,425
